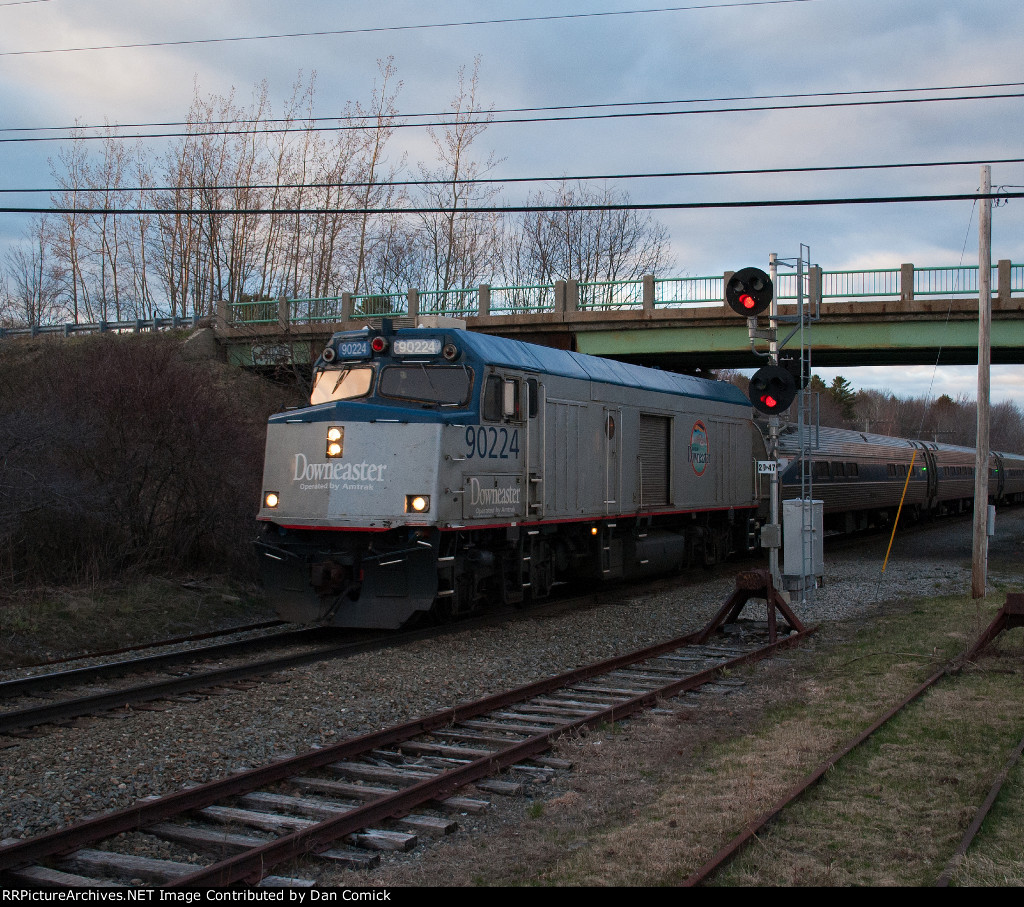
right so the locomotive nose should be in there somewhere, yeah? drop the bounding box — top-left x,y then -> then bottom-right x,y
258,419 -> 441,530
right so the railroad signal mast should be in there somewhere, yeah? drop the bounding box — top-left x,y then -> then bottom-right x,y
728,248 -> 821,605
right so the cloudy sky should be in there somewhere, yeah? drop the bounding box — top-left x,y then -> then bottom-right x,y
2,0 -> 1022,404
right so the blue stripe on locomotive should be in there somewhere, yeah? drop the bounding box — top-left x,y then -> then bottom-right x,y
268,327 -> 751,429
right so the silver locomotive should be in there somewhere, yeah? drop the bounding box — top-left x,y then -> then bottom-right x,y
256,324 -> 767,628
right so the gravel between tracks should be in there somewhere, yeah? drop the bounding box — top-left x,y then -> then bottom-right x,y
1,512 -> 1022,880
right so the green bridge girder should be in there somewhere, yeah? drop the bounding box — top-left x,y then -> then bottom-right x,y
575,318 -> 1024,369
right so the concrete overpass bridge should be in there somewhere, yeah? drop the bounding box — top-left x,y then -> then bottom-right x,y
215,260 -> 1024,371
4,261 -> 1023,371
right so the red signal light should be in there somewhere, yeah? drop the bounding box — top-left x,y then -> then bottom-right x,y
749,364 -> 797,414
370,336 -> 387,353
726,267 -> 774,317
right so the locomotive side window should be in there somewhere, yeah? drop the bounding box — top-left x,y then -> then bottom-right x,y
527,378 -> 539,418
482,375 -> 523,422
379,365 -> 472,406
483,375 -> 502,421
311,366 -> 374,404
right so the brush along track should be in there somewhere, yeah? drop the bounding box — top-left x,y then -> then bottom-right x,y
0,624 -> 811,887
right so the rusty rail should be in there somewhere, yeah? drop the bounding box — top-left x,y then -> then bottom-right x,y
683,591 -> 1024,887
0,623 -> 811,886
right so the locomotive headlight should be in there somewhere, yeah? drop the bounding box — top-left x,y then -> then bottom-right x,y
264,492 -> 280,509
326,426 -> 344,458
406,494 -> 430,514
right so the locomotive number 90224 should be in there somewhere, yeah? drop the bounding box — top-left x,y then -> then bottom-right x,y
465,425 -> 520,460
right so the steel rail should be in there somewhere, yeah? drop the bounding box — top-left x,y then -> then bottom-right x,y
935,728 -> 1024,887
0,626 -> 313,700
0,585 -> 661,734
0,633 -> 389,734
7,620 -> 286,673
0,625 -> 812,884
683,593 -> 1022,887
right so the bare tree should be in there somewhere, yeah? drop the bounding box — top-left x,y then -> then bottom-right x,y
499,181 -> 674,306
415,58 -> 503,303
3,217 -> 64,326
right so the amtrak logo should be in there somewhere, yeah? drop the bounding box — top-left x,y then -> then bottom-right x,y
688,421 -> 709,476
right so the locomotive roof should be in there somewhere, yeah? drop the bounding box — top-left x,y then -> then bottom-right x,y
450,329 -> 750,408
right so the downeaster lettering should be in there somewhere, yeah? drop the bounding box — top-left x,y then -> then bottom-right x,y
468,476 -> 521,506
293,453 -> 387,483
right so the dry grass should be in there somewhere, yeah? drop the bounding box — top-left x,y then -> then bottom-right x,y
0,577 -> 275,668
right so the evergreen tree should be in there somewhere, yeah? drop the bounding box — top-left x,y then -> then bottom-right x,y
829,375 -> 857,421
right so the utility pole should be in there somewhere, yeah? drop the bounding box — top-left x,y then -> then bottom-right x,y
971,165 -> 992,599
767,252 -> 781,592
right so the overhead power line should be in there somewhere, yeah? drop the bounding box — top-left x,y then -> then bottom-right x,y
2,90 -> 1022,144
0,1 -> 819,57
2,191 -> 1020,217
8,80 -> 1021,137
4,156 -> 1024,197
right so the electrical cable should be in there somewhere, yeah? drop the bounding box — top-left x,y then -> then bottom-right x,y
6,79 -> 1022,136
5,156 -> 1023,198
0,1 -> 820,57
2,190 -> 1020,217
3,90 -> 1022,144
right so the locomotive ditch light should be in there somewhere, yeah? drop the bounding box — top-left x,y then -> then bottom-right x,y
726,266 -> 774,317
406,495 -> 430,513
326,426 -> 344,458
264,491 -> 280,509
749,365 -> 797,415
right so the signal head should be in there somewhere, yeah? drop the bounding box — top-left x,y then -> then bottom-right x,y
726,266 -> 774,317
748,364 -> 797,415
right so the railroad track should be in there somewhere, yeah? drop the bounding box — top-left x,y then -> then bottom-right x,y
0,625 -> 318,701
683,592 -> 1024,887
0,582 -> 672,738
0,622 -> 811,887
0,626 -> 358,737
5,620 -> 288,674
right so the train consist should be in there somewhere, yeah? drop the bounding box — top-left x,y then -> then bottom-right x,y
777,425 -> 1024,532
255,323 -> 1024,628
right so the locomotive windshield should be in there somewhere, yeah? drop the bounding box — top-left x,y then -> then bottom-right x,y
379,365 -> 472,406
311,366 -> 374,404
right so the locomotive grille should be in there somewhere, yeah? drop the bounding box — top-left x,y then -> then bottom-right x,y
639,414 -> 671,506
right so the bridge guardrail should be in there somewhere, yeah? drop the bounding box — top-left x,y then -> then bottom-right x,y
3,263 -> 1021,336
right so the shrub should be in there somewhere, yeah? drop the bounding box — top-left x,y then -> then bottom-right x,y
0,333 -> 300,585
